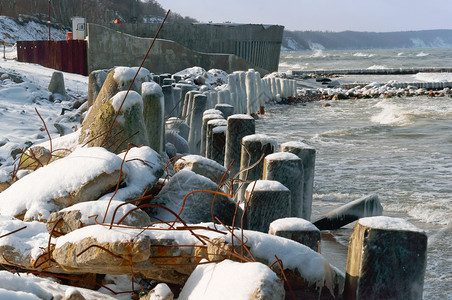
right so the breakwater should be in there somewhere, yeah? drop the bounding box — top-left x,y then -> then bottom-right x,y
290,67 -> 452,76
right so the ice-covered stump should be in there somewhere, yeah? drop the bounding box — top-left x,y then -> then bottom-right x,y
263,152 -> 304,218
188,94 -> 207,154
200,113 -> 223,157
162,85 -> 176,118
206,119 -> 227,164
178,259 -> 285,300
280,141 -> 316,221
215,103 -> 234,119
87,90 -> 148,152
269,217 -> 321,252
238,134 -> 277,203
245,180 -> 291,232
224,114 -> 255,177
344,216 -> 427,300
142,81 -> 165,153
173,155 -> 229,185
48,71 -> 66,95
313,194 -> 383,230
87,70 -> 107,108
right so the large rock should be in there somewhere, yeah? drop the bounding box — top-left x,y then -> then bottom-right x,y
0,147 -> 127,221
313,194 -> 383,230
146,169 -> 238,225
173,155 -> 228,185
79,67 -> 142,145
86,90 -> 149,152
178,259 -> 285,300
46,200 -> 151,236
48,71 -> 66,95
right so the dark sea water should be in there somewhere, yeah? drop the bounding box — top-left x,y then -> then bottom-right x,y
257,48 -> 452,299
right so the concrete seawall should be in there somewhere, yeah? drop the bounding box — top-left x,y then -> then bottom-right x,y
87,23 -> 271,75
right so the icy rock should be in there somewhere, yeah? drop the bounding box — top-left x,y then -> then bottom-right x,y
165,131 -> 189,154
147,169 -> 238,225
48,71 -> 66,96
63,288 -> 86,300
86,90 -> 148,152
173,155 -> 228,185
18,146 -> 51,171
0,147 -> 127,221
269,217 -> 321,252
344,216 -> 427,299
313,194 -> 383,230
46,200 -> 151,235
144,283 -> 174,300
79,67 -> 141,145
178,259 -> 285,300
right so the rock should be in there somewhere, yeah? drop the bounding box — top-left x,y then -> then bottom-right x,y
46,200 -> 151,236
194,75 -> 206,85
313,194 -> 383,230
147,169 -> 238,225
86,90 -> 149,153
165,142 -> 177,159
344,216 -> 427,300
166,118 -> 190,141
322,102 -> 331,107
17,146 -> 51,170
165,131 -> 189,154
79,67 -> 141,145
144,283 -> 174,300
0,147 -> 127,221
269,217 -> 321,252
332,93 -> 349,100
63,288 -> 87,300
173,155 -> 228,185
178,259 -> 285,300
48,71 -> 66,95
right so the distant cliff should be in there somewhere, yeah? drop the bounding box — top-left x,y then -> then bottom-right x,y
282,30 -> 452,51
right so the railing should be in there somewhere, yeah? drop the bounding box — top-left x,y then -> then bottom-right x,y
17,40 -> 87,75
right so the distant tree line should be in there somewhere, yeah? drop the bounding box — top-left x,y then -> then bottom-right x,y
0,0 -> 197,28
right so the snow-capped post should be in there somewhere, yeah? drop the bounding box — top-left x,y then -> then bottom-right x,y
163,78 -> 175,86
158,73 -> 171,86
269,218 -> 321,252
175,83 -> 195,119
291,79 -> 298,98
162,85 -> 175,118
224,114 -> 255,178
142,81 -> 165,153
218,89 -> 232,106
237,134 -> 277,204
188,94 -> 207,154
200,113 -> 224,157
246,69 -> 258,115
276,78 -> 282,100
280,141 -> 316,221
215,103 -> 234,120
344,216 -> 428,300
48,71 -> 66,96
87,70 -> 107,108
270,77 -> 277,101
172,86 -> 181,116
184,90 -> 200,126
206,119 -> 227,163
227,73 -> 239,111
245,180 -> 291,232
263,152 -> 304,218
237,71 -> 247,113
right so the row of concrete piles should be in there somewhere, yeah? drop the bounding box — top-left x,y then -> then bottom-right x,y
86,66 -> 428,299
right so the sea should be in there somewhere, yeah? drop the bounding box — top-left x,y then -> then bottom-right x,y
257,48 -> 451,299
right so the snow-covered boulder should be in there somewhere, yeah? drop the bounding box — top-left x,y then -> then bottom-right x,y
178,259 -> 285,300
144,283 -> 174,300
46,200 -> 151,235
0,147 -> 127,221
173,155 -> 228,185
146,169 -> 237,225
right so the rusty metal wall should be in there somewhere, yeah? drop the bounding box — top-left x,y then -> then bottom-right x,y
16,40 -> 87,76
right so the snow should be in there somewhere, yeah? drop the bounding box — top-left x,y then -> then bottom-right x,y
212,125 -> 227,134
207,119 -> 227,127
270,217 -> 320,232
149,283 -> 173,300
142,81 -> 163,96
0,271 -> 52,300
112,67 -> 136,83
246,180 -> 289,192
265,152 -> 300,161
281,141 -> 315,150
0,147 -> 127,220
203,109 -> 223,116
202,113 -> 223,121
111,90 -> 143,113
359,216 -> 424,232
173,67 -> 227,87
242,133 -> 278,148
178,259 -> 282,299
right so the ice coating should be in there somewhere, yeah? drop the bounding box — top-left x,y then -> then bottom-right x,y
265,152 -> 300,161
359,216 -> 424,232
110,90 -> 143,112
246,180 -> 289,192
270,217 -> 319,232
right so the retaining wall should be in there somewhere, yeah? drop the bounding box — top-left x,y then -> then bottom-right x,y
87,23 -> 271,75
105,22 -> 284,72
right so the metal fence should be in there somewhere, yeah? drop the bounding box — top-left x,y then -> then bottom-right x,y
17,40 -> 87,75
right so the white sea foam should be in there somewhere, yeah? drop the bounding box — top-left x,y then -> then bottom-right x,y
353,52 -> 375,57
367,65 -> 387,70
416,51 -> 429,57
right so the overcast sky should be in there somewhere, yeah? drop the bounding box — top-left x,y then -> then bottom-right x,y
156,0 -> 452,32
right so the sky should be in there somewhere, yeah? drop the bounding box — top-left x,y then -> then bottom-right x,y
156,0 -> 452,32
